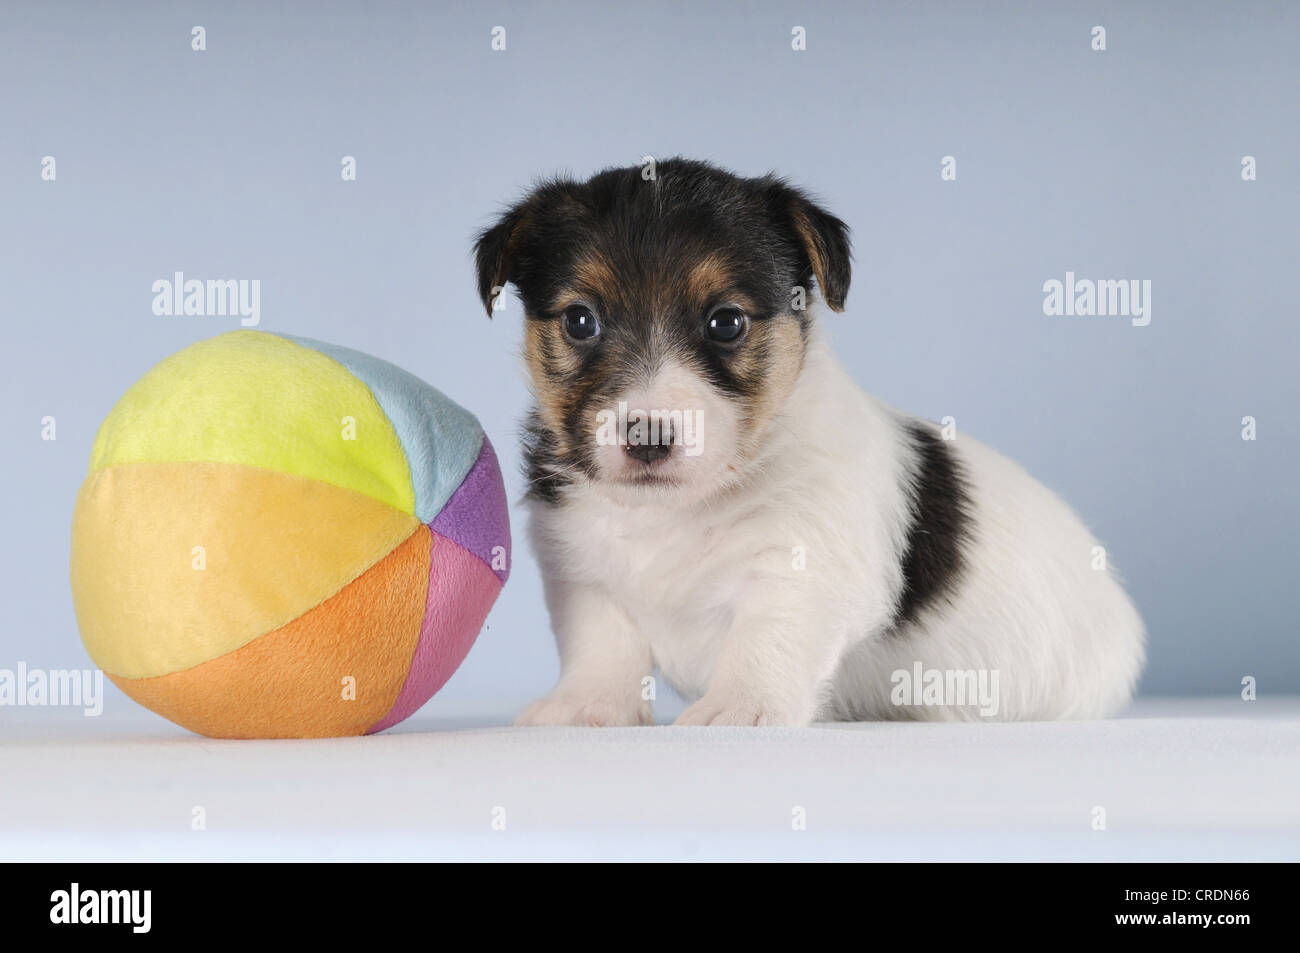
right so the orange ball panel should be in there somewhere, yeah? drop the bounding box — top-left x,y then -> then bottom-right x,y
108,525 -> 431,738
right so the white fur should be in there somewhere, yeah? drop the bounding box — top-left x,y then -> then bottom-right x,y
516,323 -> 1146,726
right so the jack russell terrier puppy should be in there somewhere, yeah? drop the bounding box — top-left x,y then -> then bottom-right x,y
475,158 -> 1145,726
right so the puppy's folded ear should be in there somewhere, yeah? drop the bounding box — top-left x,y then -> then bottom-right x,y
769,183 -> 852,313
473,202 -> 530,317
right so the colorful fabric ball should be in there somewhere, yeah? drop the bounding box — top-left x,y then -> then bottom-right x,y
69,330 -> 509,738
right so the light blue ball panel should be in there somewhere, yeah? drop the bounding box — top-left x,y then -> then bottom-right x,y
278,334 -> 484,523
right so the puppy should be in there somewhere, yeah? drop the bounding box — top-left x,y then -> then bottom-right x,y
475,158 -> 1145,726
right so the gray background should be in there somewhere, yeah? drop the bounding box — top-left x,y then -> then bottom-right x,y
2,0 -> 1296,727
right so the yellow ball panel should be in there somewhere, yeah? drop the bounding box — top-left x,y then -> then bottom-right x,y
71,460 -> 419,679
87,330 -> 417,516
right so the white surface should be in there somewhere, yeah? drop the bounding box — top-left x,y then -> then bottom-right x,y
3,698 -> 1297,862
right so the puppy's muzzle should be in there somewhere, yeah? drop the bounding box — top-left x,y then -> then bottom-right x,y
624,423 -> 674,466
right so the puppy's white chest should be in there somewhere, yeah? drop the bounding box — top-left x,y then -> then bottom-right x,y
561,503 -> 740,694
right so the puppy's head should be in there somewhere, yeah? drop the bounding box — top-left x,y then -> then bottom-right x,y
475,158 -> 851,505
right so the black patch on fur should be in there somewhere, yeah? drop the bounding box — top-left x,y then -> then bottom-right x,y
473,159 -> 850,322
893,423 -> 973,628
520,410 -> 570,505
693,329 -> 766,401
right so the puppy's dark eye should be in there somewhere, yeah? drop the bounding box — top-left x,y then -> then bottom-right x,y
562,305 -> 601,342
707,306 -> 747,343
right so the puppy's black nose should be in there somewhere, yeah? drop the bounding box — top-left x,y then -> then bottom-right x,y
624,439 -> 673,466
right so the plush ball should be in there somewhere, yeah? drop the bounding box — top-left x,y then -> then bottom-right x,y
70,330 -> 509,738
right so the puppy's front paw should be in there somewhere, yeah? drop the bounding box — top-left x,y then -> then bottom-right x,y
674,690 -> 808,727
514,689 -> 651,727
